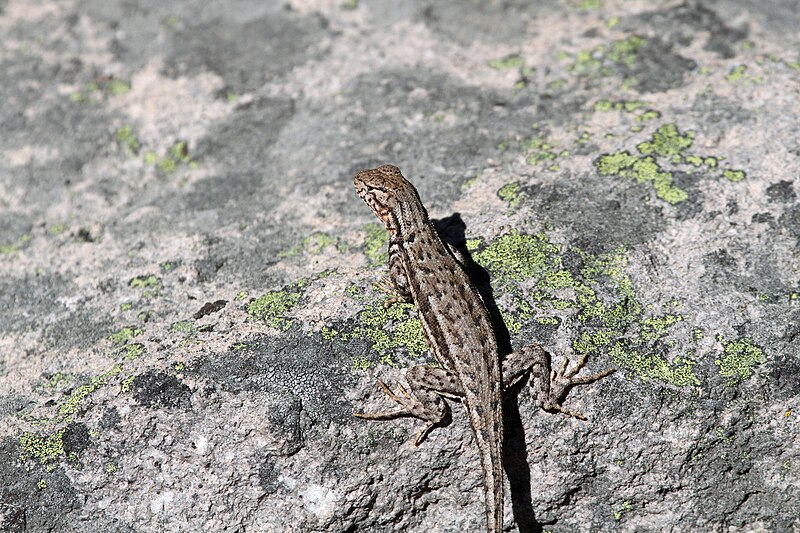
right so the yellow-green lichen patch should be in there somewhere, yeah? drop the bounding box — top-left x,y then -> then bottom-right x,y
145,141 -> 195,174
637,124 -> 695,162
246,286 -> 303,331
594,99 -> 647,113
470,232 -> 699,387
726,65 -> 747,82
45,372 -> 73,389
577,0 -> 602,10
498,183 -> 523,208
48,223 -> 67,236
608,345 -> 700,386
108,326 -> 143,346
596,121 -> 745,203
20,429 -> 66,464
472,232 -> 560,286
115,124 -> 140,155
129,275 -> 162,297
641,314 -> 683,341
0,233 -> 31,255
123,343 -> 145,359
350,355 -> 375,371
108,79 -> 131,95
120,375 -> 136,393
597,152 -> 687,205
722,169 -> 746,182
279,232 -> 339,258
523,135 -> 559,166
715,338 -> 765,382
170,320 -> 195,335
321,326 -> 338,340
570,35 -> 645,75
58,365 -> 122,418
489,54 -> 524,70
362,223 -> 389,265
347,302 -> 428,361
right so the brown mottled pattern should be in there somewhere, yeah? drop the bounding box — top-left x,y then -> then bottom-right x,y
354,164 -> 504,532
353,165 -> 614,533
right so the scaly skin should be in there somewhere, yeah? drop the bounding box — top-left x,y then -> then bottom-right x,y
353,164 -> 614,532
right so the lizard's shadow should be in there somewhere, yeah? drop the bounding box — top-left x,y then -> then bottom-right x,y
434,214 -> 542,533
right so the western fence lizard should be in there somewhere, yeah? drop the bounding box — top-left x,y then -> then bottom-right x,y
353,164 -> 614,532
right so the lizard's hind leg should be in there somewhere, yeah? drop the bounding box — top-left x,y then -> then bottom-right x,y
354,366 -> 464,445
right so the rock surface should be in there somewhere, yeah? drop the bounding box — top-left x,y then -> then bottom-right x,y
1,0 -> 798,531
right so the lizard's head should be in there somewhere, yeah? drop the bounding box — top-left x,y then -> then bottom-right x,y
354,164 -> 418,226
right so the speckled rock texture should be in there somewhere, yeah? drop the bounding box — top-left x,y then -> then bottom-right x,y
1,1 -> 798,531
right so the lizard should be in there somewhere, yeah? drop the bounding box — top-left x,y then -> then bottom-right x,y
353,164 -> 615,533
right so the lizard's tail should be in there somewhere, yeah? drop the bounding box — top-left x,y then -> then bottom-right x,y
467,400 -> 504,533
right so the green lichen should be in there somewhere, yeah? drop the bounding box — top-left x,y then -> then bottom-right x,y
20,429 -> 65,464
350,302 -> 428,358
472,232 -> 559,286
120,375 -> 135,393
362,223 -> 389,265
469,233 -> 699,386
577,0 -> 602,10
123,343 -> 145,359
498,183 -> 523,207
148,141 -> 194,173
108,79 -> 131,95
108,326 -> 143,346
59,365 -> 122,417
597,121 -> 744,201
0,233 -> 31,255
524,136 -> 558,166
350,356 -> 374,371
596,152 -> 688,205
727,65 -> 747,82
641,314 -> 683,341
571,35 -> 645,75
48,223 -> 67,236
247,287 -> 303,331
594,99 -> 646,112
280,232 -> 338,258
170,320 -> 194,335
45,373 -> 72,389
130,275 -> 161,297
614,500 -> 634,521
115,124 -> 140,155
489,55 -> 524,70
636,124 -> 695,162
723,169 -> 746,182
636,110 -> 661,122
715,338 -> 765,382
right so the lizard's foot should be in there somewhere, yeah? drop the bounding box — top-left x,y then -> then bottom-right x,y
541,354 -> 615,420
354,379 -> 446,446
373,277 -> 412,307
353,379 -> 417,420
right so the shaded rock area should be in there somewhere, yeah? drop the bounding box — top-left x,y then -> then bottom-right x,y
1,1 -> 798,531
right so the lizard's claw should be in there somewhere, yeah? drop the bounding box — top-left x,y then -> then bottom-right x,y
542,355 -> 615,420
373,277 -> 412,308
354,380 -> 417,420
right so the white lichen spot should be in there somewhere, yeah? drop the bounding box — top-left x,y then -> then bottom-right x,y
300,483 -> 341,520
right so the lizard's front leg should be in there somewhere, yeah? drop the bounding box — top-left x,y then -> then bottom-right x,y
354,366 -> 464,445
374,244 -> 413,307
502,344 -> 614,419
